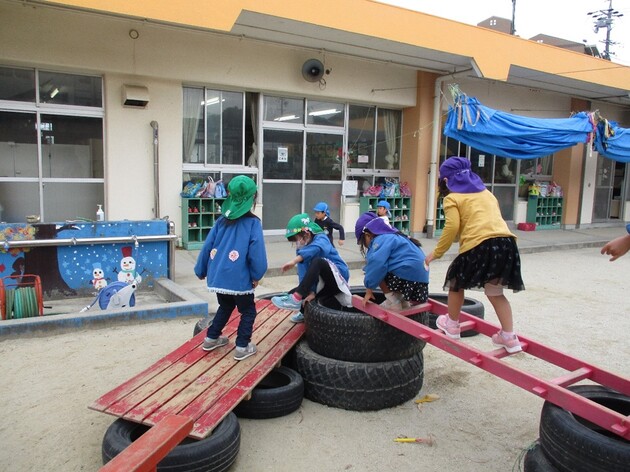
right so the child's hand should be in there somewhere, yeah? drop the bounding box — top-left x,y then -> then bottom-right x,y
362,288 -> 375,307
252,280 -> 259,288
601,234 -> 630,261
304,292 -> 316,303
338,239 -> 345,246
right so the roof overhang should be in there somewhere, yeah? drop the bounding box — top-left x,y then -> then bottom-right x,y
32,0 -> 630,107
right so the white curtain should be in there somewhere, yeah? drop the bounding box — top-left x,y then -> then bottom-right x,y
248,92 -> 258,167
183,88 -> 203,163
383,109 -> 399,169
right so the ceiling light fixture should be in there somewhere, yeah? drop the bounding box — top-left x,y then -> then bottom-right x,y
274,114 -> 299,122
308,108 -> 340,117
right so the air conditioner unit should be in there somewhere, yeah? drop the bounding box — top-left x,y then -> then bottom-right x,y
122,84 -> 149,108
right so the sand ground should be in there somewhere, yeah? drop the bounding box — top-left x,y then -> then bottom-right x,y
0,247 -> 628,472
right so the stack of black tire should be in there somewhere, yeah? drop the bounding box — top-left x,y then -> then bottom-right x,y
524,385 -> 630,472
291,289 -> 427,411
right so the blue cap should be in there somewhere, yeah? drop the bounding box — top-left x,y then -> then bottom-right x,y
313,202 -> 328,212
377,200 -> 391,217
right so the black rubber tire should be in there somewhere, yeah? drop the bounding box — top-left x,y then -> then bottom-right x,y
233,366 -> 304,419
102,412 -> 240,472
193,313 -> 215,337
294,340 -> 424,411
426,293 -> 485,337
539,385 -> 630,472
523,441 -> 560,472
304,289 -> 429,362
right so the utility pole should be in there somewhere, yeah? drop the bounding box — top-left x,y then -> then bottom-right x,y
588,0 -> 624,60
510,0 -> 516,35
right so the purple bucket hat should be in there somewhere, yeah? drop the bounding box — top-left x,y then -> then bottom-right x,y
354,212 -> 378,242
363,217 -> 399,236
439,156 -> 486,194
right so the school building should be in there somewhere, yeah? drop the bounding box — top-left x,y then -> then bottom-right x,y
1,0 -> 629,243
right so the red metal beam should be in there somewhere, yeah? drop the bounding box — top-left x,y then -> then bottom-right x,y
99,414 -> 193,472
352,295 -> 630,440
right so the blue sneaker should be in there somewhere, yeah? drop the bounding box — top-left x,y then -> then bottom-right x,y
290,312 -> 305,323
271,294 -> 302,311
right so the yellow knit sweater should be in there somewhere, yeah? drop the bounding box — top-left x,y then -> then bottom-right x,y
433,190 -> 516,259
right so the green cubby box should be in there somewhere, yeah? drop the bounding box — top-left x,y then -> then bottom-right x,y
434,197 -> 445,235
359,196 -> 412,234
526,195 -> 563,230
181,197 -> 226,249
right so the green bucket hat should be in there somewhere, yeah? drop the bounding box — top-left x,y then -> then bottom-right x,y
285,213 -> 323,239
221,175 -> 257,220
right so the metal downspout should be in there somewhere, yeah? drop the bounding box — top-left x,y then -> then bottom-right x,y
426,77 -> 444,239
150,121 -> 160,219
426,68 -> 474,238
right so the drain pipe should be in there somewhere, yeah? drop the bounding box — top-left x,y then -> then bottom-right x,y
426,69 -> 473,238
150,121 -> 160,219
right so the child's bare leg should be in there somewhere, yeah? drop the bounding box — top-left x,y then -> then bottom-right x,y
486,294 -> 513,332
379,281 -> 391,293
447,289 -> 464,322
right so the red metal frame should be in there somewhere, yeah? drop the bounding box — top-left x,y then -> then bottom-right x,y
352,295 -> 630,440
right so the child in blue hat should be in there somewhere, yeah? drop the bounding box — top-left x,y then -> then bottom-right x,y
194,175 -> 268,361
376,200 -> 392,227
313,201 -> 345,247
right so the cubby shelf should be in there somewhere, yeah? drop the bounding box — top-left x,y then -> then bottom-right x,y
359,196 -> 411,234
181,197 -> 226,250
526,196 -> 563,229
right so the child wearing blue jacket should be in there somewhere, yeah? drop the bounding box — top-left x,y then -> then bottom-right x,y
355,212 -> 429,311
272,213 -> 351,322
194,175 -> 268,361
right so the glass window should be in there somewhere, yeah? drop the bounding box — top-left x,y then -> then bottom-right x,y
469,148 -> 493,183
262,129 -> 303,180
307,100 -> 344,127
375,108 -> 401,170
347,105 -> 375,169
0,66 -> 35,102
520,155 -> 554,179
0,111 -> 38,177
305,133 -> 343,180
0,67 -> 104,223
39,114 -> 103,178
494,156 -> 517,184
39,71 -> 102,107
263,96 -> 303,124
220,91 -> 244,166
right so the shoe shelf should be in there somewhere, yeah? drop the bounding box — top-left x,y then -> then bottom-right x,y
359,196 -> 411,234
434,197 -> 445,236
181,197 -> 226,249
526,196 -> 563,230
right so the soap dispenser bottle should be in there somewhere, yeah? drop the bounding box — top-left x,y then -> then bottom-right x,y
96,204 -> 105,221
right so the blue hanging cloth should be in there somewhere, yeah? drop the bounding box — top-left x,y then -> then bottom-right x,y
444,94 -> 594,159
593,120 -> 630,163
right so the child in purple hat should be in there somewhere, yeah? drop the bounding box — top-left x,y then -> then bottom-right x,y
425,157 -> 525,353
355,212 -> 429,311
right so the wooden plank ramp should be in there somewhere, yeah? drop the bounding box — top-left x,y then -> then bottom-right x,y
89,299 -> 304,439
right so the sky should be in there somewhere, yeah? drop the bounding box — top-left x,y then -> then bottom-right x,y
379,0 -> 630,66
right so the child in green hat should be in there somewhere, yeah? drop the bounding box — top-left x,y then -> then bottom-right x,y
194,175 -> 268,361
271,213 -> 351,322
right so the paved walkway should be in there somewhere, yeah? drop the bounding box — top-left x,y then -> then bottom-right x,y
174,224 -> 626,285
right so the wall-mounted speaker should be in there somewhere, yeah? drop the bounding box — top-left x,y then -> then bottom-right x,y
302,59 -> 325,82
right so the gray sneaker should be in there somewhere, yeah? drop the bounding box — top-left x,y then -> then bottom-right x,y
234,342 -> 257,361
202,336 -> 229,351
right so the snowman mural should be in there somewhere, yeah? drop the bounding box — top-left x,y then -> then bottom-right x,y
117,246 -> 142,285
91,262 -> 108,290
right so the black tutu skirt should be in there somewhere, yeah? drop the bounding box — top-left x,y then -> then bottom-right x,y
385,273 -> 429,302
443,237 -> 525,293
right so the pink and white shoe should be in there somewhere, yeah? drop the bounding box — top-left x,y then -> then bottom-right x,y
492,331 -> 522,353
436,314 -> 461,339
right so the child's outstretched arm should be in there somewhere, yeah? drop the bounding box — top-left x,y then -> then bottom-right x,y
601,233 -> 630,262
281,255 -> 303,272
